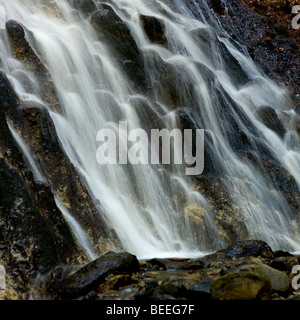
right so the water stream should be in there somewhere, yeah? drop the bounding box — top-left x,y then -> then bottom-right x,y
1,0 -> 300,259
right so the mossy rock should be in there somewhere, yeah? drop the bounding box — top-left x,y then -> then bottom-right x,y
211,270 -> 272,300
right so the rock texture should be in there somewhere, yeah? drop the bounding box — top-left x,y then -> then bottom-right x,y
0,19 -> 121,299
36,240 -> 300,300
0,0 -> 300,300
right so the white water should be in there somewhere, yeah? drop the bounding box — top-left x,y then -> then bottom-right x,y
1,0 -> 300,259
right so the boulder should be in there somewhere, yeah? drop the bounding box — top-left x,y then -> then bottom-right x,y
51,252 -> 140,299
211,270 -> 272,300
235,264 -> 291,292
223,240 -> 275,259
270,256 -> 299,272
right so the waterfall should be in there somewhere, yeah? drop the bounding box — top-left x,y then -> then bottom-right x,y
1,0 -> 300,260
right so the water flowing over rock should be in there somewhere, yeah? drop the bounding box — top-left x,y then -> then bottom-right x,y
0,0 -> 299,300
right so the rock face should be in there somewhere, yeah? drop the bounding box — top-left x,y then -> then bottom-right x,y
0,20 -> 122,298
256,106 -> 286,138
6,20 -> 60,112
0,69 -> 116,254
91,4 -> 146,90
140,15 -> 167,45
0,0 -> 300,300
0,88 -> 78,298
215,0 -> 300,112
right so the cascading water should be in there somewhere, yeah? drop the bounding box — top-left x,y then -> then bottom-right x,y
1,0 -> 300,260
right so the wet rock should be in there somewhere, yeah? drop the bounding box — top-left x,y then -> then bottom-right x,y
187,278 -> 213,299
183,252 -> 231,270
73,0 -> 97,17
51,252 -> 139,299
5,20 -> 61,111
256,106 -> 286,138
91,5 -> 146,89
218,41 -> 250,86
211,270 -> 272,300
192,28 -> 250,87
0,157 -> 74,272
207,0 -> 226,15
151,277 -> 211,300
0,71 -> 116,254
135,280 -> 159,300
270,256 -> 299,272
234,264 -> 290,292
152,280 -> 188,298
146,258 -> 188,270
223,240 -> 275,259
140,15 -> 167,45
218,0 -> 300,108
242,152 -> 300,221
98,274 -> 133,293
0,74 -> 83,298
6,20 -> 45,73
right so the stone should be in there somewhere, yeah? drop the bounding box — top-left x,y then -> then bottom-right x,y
235,264 -> 291,292
91,5 -> 146,89
140,15 -> 167,45
187,277 -> 213,299
73,0 -> 97,17
211,270 -> 272,300
51,252 -> 140,299
270,256 -> 299,272
223,240 -> 275,259
256,106 -> 286,138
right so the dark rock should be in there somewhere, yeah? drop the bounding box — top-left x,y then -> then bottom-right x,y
140,15 -> 167,45
73,0 -> 97,17
146,259 -> 167,270
274,250 -> 295,258
182,251 -> 232,270
223,240 -> 275,259
5,20 -> 45,74
0,71 -> 115,254
5,20 -> 61,111
135,280 -> 159,300
151,279 -> 197,299
146,258 -> 188,270
188,278 -> 213,299
51,252 -> 140,299
256,106 -> 286,138
211,270 -> 272,300
207,0 -> 226,15
269,256 -> 299,272
0,73 -> 81,298
91,5 -> 146,89
218,0 -> 300,106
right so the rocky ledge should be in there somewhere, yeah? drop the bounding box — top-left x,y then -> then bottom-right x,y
27,240 -> 300,300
